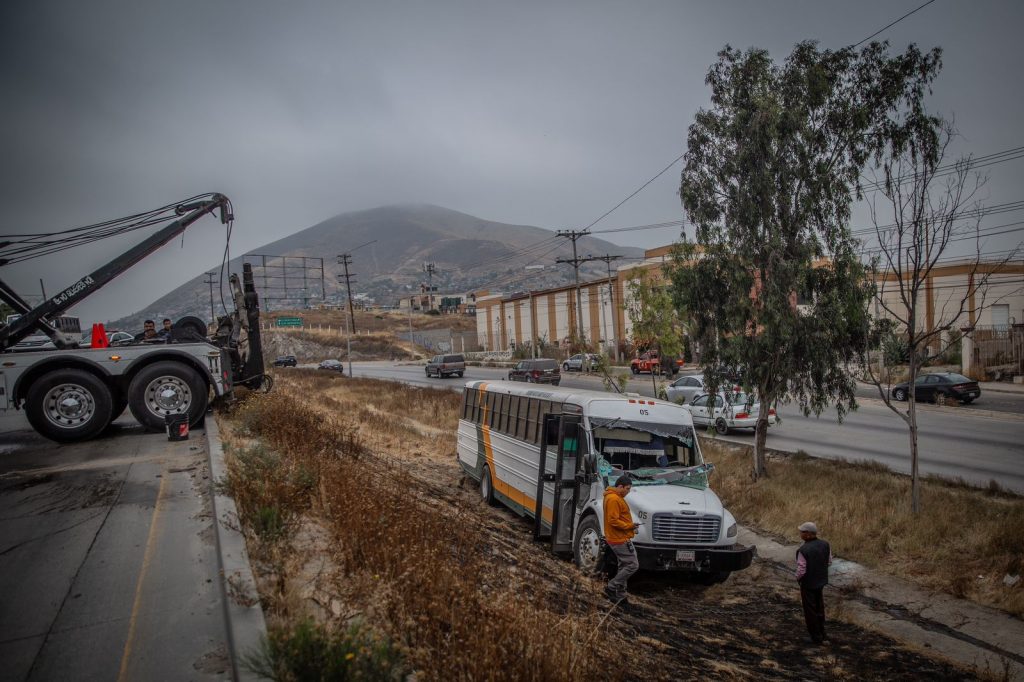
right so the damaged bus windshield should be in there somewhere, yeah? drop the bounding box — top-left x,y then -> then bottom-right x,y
590,417 -> 710,489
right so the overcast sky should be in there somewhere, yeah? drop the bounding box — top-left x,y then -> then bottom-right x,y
1,0 -> 1022,322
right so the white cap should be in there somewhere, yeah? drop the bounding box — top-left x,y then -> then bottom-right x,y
798,522 -> 818,534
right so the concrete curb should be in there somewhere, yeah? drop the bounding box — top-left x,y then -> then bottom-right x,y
738,527 -> 1024,678
205,416 -> 268,681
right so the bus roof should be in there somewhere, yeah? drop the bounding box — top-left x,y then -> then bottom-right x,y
464,379 -> 694,424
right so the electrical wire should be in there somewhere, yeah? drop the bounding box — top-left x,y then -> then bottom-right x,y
579,153 -> 685,232
851,0 -> 938,48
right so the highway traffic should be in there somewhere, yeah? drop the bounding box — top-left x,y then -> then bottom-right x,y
340,361 -> 1024,494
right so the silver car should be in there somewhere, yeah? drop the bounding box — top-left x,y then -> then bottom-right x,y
664,374 -> 707,404
683,391 -> 776,434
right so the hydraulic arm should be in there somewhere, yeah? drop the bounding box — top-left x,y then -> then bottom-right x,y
0,195 -> 231,350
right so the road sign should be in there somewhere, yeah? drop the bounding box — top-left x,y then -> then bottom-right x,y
276,317 -> 302,327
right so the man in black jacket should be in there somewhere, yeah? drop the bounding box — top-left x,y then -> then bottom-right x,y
795,521 -> 831,644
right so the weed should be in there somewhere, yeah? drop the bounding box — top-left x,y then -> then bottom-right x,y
701,438 -> 1024,617
243,618 -> 404,682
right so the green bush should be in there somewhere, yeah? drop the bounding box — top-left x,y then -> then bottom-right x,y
244,619 -> 404,681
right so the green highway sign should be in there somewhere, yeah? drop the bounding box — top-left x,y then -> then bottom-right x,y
276,317 -> 303,327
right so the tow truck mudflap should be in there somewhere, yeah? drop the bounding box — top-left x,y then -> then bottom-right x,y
633,543 -> 755,572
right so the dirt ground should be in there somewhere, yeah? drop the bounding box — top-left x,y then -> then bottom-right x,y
224,374 -> 974,680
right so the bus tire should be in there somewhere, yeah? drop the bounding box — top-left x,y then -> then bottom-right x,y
25,369 -> 114,443
480,464 -> 497,506
573,515 -> 603,575
128,361 -> 208,432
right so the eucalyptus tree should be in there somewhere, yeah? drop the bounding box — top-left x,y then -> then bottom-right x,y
672,41 -> 942,480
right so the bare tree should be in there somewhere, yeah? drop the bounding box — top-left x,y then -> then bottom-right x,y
862,121 -> 1023,513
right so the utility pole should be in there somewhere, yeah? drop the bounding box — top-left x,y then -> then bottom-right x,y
423,263 -> 436,312
555,229 -> 589,347
587,254 -> 623,359
337,254 -> 357,377
203,272 -> 218,326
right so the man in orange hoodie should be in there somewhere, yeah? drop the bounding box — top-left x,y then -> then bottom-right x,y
603,475 -> 640,604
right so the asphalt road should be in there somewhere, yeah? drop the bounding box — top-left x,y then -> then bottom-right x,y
0,416 -> 230,681
339,361 -> 1024,494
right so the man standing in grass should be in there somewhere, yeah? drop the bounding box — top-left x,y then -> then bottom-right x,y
796,521 -> 832,644
603,475 -> 640,605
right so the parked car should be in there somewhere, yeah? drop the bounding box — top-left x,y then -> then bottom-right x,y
891,372 -> 980,404
508,358 -> 561,385
683,391 -> 776,434
562,353 -> 602,372
317,359 -> 345,373
664,374 -> 707,404
630,350 -> 683,375
273,355 -> 297,367
425,353 -> 466,378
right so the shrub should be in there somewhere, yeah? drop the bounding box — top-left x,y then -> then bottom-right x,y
244,619 -> 404,681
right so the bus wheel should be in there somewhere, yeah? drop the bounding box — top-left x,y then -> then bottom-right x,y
25,369 -> 114,443
480,465 -> 497,506
573,516 -> 603,575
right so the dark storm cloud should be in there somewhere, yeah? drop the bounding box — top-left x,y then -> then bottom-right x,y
1,0 -> 1022,321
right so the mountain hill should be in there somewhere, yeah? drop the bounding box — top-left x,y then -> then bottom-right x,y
109,204 -> 647,328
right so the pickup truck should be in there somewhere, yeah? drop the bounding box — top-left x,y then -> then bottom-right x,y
630,350 -> 683,376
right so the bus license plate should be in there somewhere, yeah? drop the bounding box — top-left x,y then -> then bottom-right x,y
676,550 -> 695,562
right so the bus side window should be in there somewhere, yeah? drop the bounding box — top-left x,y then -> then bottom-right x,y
507,396 -> 520,437
498,393 -> 510,434
516,397 -> 528,440
536,400 -> 550,445
526,399 -> 540,444
486,392 -> 497,428
545,409 -> 560,448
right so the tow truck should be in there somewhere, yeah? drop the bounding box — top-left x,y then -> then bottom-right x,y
0,194 -> 268,442
630,349 -> 683,376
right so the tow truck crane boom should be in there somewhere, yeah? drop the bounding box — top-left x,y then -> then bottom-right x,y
0,194 -> 231,351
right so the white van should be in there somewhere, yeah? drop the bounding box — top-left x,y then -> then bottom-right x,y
457,380 -> 753,582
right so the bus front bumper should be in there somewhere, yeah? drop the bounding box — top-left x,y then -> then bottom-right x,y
632,542 -> 755,573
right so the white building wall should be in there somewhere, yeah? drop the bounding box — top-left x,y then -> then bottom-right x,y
554,291 -> 570,344
535,295 -> 549,346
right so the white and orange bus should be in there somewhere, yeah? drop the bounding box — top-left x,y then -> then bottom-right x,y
457,380 -> 753,582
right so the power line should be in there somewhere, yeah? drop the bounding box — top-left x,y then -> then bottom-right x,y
580,153 -> 685,232
851,0 -> 938,48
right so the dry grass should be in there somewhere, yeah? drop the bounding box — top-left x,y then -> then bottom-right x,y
219,373 -> 613,680
703,440 -> 1024,617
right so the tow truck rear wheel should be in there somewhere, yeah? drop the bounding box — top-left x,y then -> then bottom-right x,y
573,515 -> 604,575
25,369 -> 114,443
128,361 -> 208,432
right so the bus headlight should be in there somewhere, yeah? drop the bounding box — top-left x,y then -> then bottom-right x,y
726,522 -> 737,538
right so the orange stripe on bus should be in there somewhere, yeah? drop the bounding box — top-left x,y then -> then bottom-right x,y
479,384 -> 553,524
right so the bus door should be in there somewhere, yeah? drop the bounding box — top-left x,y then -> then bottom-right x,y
533,414 -> 586,555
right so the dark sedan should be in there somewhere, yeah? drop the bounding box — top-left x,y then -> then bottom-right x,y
318,359 -> 345,373
891,372 -> 980,404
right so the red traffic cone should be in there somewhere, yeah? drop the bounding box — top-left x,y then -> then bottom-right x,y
91,323 -> 109,348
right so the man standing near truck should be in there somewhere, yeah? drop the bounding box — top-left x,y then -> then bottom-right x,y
796,521 -> 832,644
603,475 -> 640,605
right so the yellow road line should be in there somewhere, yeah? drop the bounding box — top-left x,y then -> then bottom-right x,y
117,468 -> 169,682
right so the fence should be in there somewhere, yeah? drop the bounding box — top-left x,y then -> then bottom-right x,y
972,324 -> 1024,373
